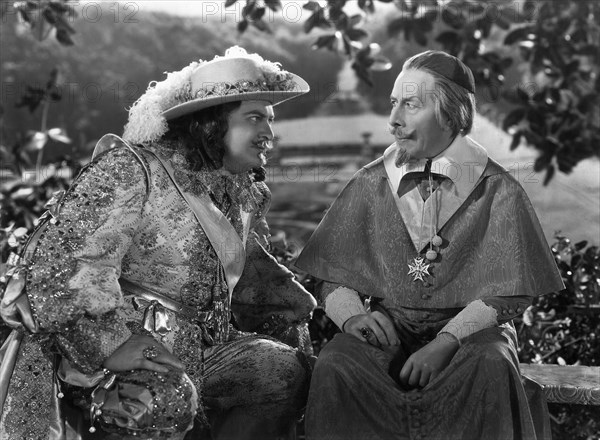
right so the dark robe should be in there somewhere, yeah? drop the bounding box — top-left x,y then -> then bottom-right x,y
296,148 -> 564,440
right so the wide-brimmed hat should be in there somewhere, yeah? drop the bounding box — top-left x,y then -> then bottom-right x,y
163,56 -> 308,120
123,46 -> 309,144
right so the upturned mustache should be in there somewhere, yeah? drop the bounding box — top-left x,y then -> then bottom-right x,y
388,125 -> 413,139
253,139 -> 273,150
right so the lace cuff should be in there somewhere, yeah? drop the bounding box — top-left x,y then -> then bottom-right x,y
438,299 -> 498,344
324,286 -> 366,331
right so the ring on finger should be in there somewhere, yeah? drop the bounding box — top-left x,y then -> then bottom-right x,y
142,345 -> 158,360
360,327 -> 372,339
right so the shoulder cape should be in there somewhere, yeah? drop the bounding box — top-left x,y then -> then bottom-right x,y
295,158 -> 564,308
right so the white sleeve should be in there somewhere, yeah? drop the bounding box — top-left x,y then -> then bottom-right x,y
324,286 -> 366,331
438,299 -> 498,344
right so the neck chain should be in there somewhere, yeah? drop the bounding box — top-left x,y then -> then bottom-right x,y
407,160 -> 444,284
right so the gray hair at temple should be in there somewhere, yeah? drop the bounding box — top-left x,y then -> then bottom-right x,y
403,50 -> 476,137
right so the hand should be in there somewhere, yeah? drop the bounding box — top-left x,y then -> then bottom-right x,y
343,312 -> 400,348
103,334 -> 184,373
399,332 -> 459,389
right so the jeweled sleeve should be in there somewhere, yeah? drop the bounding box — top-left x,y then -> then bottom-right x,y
26,147 -> 147,373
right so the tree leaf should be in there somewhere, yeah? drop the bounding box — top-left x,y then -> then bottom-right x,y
499,4 -> 523,24
312,34 -> 336,51
55,27 -> 74,45
516,86 -> 531,103
48,1 -> 71,14
503,108 -> 526,130
370,56 -> 392,72
237,19 -> 249,33
54,11 -> 75,34
522,129 -> 543,145
252,19 -> 271,34
342,34 -> 352,56
264,0 -> 281,11
534,154 -> 551,173
242,1 -> 255,18
18,9 -> 31,24
333,12 -> 348,31
494,13 -> 510,30
349,14 -> 363,27
352,60 -> 373,87
304,9 -> 329,33
501,57 -> 513,69
47,128 -> 71,144
504,26 -> 533,45
542,164 -> 555,185
249,6 -> 266,21
413,28 -> 428,46
23,131 -> 48,152
346,28 -> 368,41
225,0 -> 237,7
303,1 -> 321,11
434,31 -> 462,55
43,8 -> 57,25
387,17 -> 409,37
304,12 -> 317,33
510,131 -> 522,150
441,6 -> 466,29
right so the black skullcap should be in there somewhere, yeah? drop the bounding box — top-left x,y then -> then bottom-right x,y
406,50 -> 476,94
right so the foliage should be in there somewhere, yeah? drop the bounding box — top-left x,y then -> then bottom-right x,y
1,4 -> 342,149
2,0 -> 77,45
501,2 -> 600,182
518,235 -> 600,366
6,1 -> 600,180
225,0 -> 600,181
516,235 -> 600,439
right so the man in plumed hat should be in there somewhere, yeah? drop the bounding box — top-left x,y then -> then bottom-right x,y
1,47 -> 315,439
297,50 -> 563,439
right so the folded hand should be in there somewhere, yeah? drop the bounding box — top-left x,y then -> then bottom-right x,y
103,334 -> 184,373
344,312 -> 400,348
399,333 -> 459,388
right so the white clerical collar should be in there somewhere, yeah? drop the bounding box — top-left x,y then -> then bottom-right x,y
383,135 -> 488,198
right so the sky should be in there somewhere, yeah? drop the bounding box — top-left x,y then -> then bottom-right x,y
119,0 -> 392,21
123,0 -> 321,18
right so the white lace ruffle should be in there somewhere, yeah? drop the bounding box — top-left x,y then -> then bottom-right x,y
324,286 -> 366,331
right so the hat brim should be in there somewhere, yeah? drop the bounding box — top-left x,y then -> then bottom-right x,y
162,74 -> 309,121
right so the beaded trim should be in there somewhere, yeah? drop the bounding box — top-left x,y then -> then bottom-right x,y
185,74 -> 296,102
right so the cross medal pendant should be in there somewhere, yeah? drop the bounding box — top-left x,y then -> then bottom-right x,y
407,256 -> 430,283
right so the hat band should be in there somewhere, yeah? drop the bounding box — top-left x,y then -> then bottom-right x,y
187,75 -> 297,102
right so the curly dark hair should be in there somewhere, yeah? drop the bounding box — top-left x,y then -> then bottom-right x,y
163,102 -> 266,181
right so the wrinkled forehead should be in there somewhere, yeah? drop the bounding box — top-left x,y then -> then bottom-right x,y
391,68 -> 438,101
